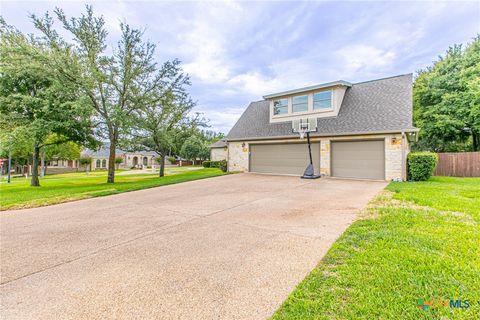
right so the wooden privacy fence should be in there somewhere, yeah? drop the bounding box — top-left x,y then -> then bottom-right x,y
434,152 -> 480,177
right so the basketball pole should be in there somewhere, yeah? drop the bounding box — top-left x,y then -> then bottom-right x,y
306,131 -> 313,165
301,130 -> 320,179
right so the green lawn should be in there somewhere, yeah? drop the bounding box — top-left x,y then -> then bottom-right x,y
273,177 -> 480,320
0,167 -> 226,210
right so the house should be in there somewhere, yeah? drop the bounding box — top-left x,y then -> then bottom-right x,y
209,139 -> 228,161
222,74 -> 418,181
82,144 -> 159,170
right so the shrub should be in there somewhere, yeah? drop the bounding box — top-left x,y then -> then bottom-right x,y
78,157 -> 92,166
218,160 -> 227,172
167,156 -> 176,164
407,152 -> 438,181
203,160 -> 211,168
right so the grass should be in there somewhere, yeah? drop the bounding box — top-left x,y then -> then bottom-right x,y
272,176 -> 480,320
0,167 -> 226,210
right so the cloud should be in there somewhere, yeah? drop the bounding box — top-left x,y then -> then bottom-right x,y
336,45 -> 396,76
2,1 -> 479,133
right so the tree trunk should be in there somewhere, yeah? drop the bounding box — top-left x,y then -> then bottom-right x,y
31,144 -> 40,187
159,154 -> 165,177
107,139 -> 116,183
40,152 -> 46,177
472,131 -> 479,151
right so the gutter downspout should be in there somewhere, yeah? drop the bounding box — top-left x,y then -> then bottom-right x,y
227,142 -> 230,172
401,132 -> 406,181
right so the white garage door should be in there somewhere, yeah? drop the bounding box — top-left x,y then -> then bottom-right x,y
331,140 -> 385,180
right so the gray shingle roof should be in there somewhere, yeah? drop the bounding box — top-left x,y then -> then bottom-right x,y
81,143 -> 157,157
209,139 -> 227,148
226,74 -> 416,141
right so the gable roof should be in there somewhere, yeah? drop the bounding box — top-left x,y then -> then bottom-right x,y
209,139 -> 227,148
81,143 -> 157,158
227,74 -> 416,141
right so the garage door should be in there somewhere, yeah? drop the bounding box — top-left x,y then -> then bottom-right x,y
331,140 -> 385,180
249,143 -> 320,175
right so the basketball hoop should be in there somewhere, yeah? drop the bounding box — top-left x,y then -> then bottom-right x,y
298,127 -> 307,139
291,117 -> 321,179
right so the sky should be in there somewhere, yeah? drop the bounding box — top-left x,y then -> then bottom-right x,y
1,1 -> 479,134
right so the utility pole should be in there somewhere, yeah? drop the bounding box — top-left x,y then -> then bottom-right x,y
7,148 -> 12,183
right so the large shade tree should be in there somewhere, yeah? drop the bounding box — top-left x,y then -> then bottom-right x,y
413,35 -> 480,152
0,21 -> 96,186
131,60 -> 200,176
31,6 -> 173,183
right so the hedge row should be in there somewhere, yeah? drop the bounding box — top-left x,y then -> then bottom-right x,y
203,160 -> 227,172
407,152 -> 438,181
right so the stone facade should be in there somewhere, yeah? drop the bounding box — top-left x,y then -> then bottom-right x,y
210,148 -> 228,161
227,133 -> 408,180
228,141 -> 249,172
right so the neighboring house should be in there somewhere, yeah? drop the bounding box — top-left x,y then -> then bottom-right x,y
224,74 -> 418,181
81,144 -> 159,170
209,140 -> 228,161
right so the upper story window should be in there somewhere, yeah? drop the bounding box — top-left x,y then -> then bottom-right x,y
292,95 -> 308,113
273,98 -> 288,115
313,90 -> 332,110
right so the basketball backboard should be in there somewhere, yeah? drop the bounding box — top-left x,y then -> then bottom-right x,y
292,118 -> 317,139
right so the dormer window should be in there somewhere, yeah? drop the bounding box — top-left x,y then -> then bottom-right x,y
273,98 -> 288,115
292,95 -> 308,113
313,90 -> 332,110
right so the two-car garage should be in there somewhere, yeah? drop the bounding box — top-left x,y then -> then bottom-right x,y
248,139 -> 385,180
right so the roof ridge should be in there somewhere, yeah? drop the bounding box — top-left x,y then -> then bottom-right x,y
353,73 -> 412,86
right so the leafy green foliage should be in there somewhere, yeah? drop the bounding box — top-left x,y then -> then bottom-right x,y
31,6 -> 176,183
407,152 -> 438,181
0,20 -> 96,186
43,141 -> 81,161
114,157 -> 123,164
206,160 -> 227,172
167,156 -> 176,164
217,160 -> 227,172
413,36 -> 480,151
180,136 -> 209,162
78,157 -> 92,166
130,59 -> 197,177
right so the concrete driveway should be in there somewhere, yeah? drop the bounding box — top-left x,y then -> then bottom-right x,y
0,174 -> 386,319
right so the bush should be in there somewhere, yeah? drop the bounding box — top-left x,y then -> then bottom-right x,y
78,157 -> 92,166
204,160 -> 227,171
218,160 -> 227,172
167,156 -> 176,164
407,152 -> 438,181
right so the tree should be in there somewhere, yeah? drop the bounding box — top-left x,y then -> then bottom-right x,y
132,60 -> 200,176
31,6 -> 170,183
42,140 -> 81,175
78,157 -> 92,174
413,36 -> 480,152
180,136 -> 209,165
0,21 -> 96,186
114,157 -> 123,169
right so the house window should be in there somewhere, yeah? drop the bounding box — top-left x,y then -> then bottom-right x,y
313,90 -> 332,110
96,159 -> 101,168
292,95 -> 308,113
102,159 -> 106,168
143,157 -> 148,165
273,98 -> 288,115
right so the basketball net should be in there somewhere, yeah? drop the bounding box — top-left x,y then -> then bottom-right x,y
299,128 -> 307,139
